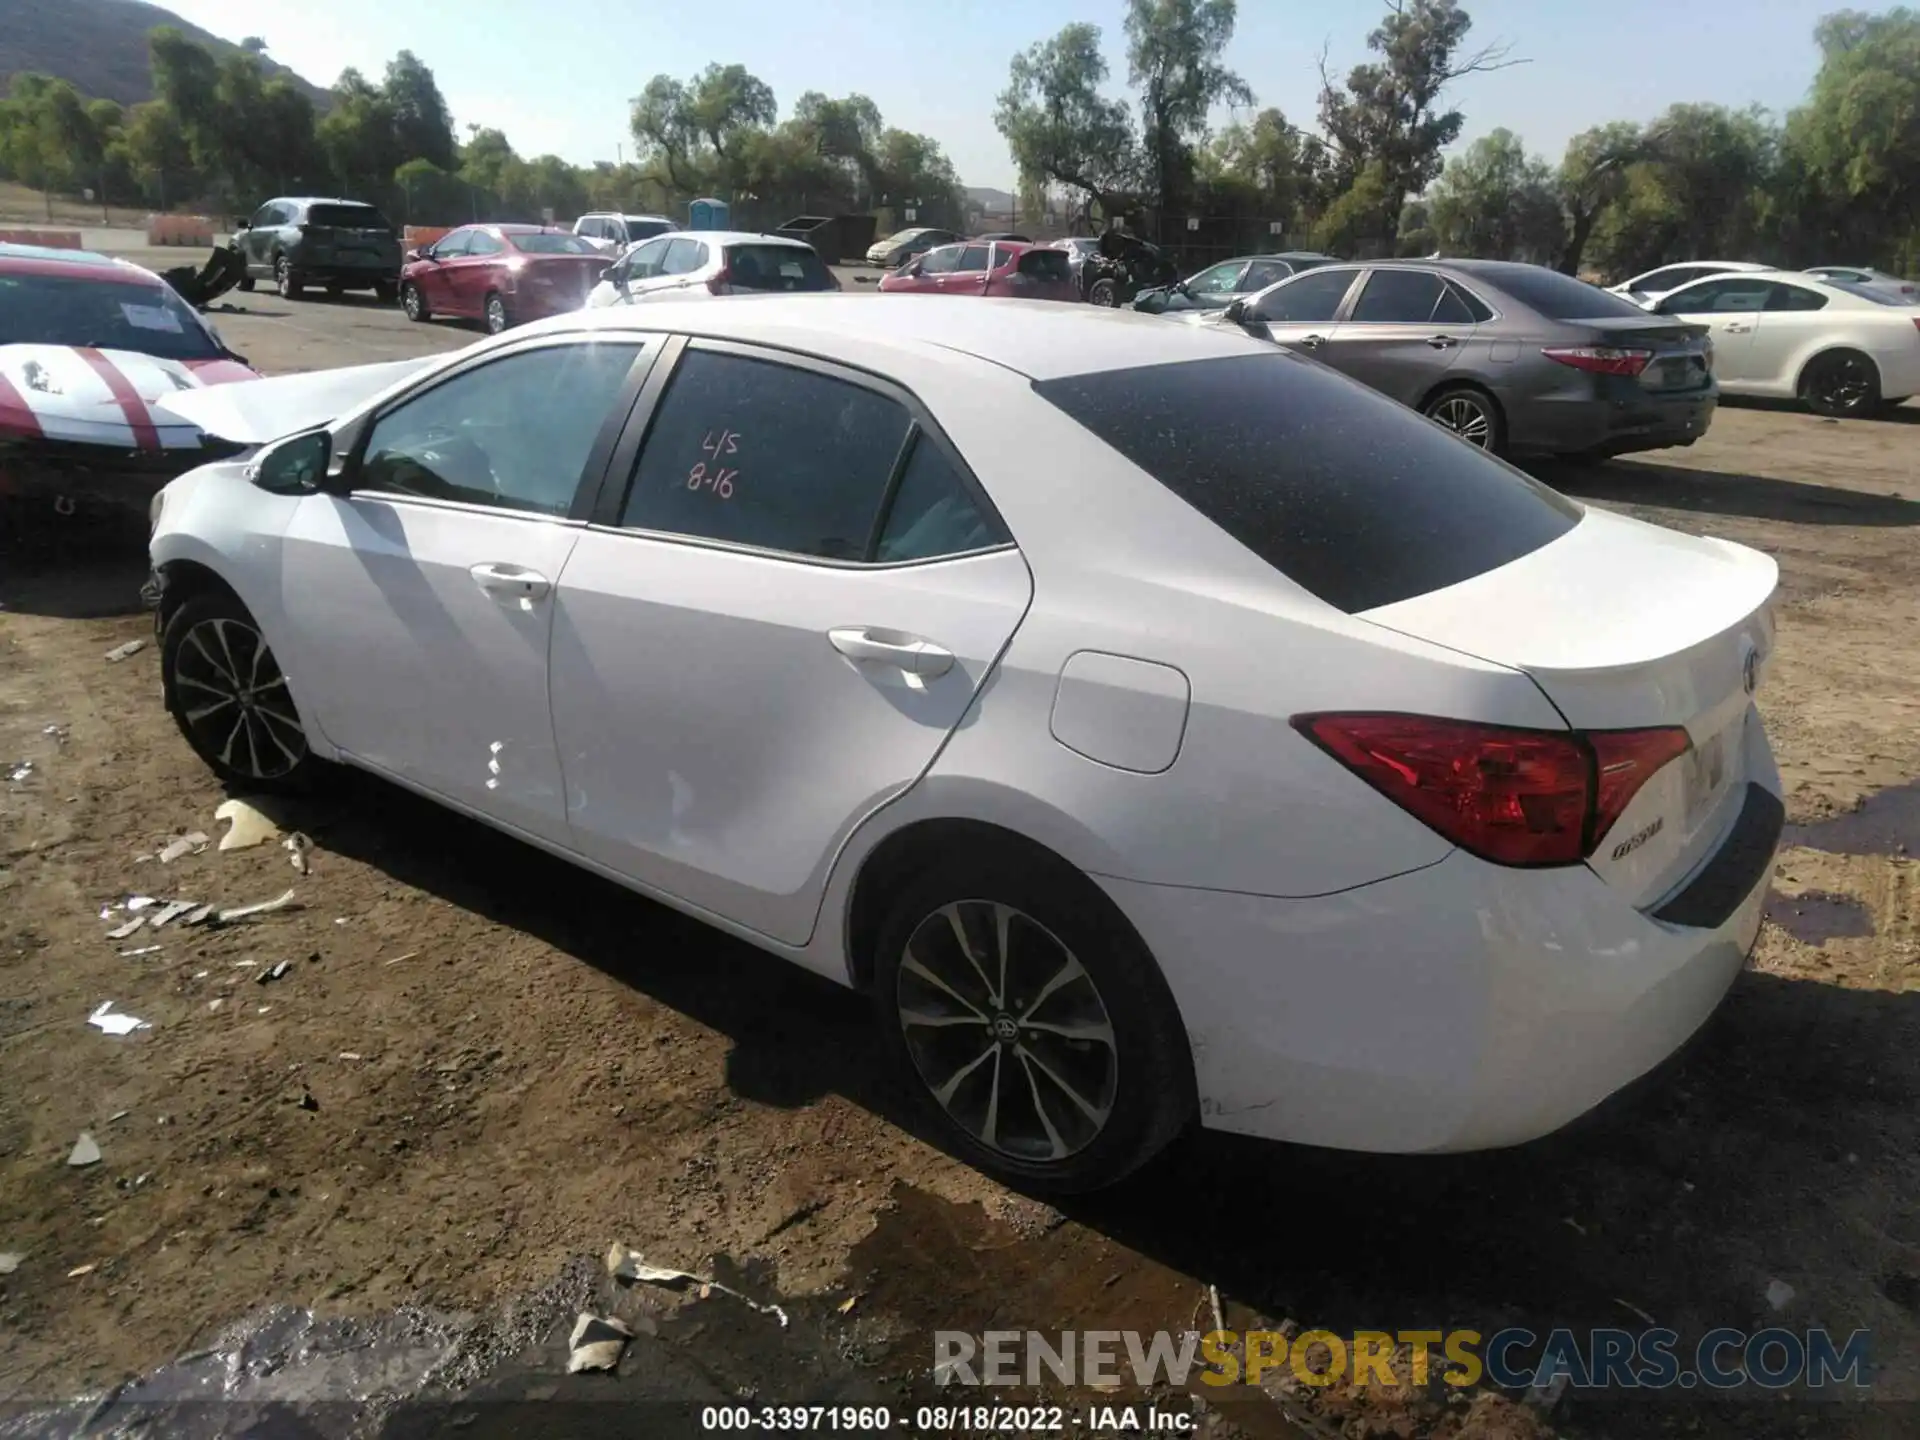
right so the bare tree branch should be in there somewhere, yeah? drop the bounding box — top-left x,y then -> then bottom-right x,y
1444,39 -> 1530,81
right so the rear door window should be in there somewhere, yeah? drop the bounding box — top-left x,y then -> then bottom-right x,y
1666,277 -> 1770,313
1016,249 -> 1071,284
1766,283 -> 1829,312
726,243 -> 834,292
1249,267 -> 1360,323
1239,260 -> 1294,291
619,348 -> 912,560
874,434 -> 1008,562
1033,353 -> 1581,613
1348,269 -> 1451,323
954,246 -> 991,273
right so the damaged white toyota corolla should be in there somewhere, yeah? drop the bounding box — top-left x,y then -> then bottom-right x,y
146,297 -> 1784,1192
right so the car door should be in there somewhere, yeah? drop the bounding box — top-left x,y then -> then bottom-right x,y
1238,265 -> 1365,358
1656,276 -> 1771,380
446,229 -> 504,315
941,244 -> 992,295
1316,267 -> 1476,406
277,337 -> 658,841
548,339 -> 1034,945
655,238 -> 709,295
892,245 -> 959,292
242,203 -> 282,273
618,237 -> 677,300
414,227 -> 471,310
1748,280 -> 1833,390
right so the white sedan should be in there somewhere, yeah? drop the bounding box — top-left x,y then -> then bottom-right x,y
1608,260 -> 1769,307
1647,269 -> 1920,415
147,298 -> 1784,1192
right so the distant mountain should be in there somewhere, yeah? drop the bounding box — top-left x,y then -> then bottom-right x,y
966,186 -> 1016,213
0,0 -> 331,109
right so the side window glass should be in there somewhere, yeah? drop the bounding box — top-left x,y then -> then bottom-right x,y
663,239 -> 706,274
919,247 -> 960,275
1766,284 -> 1828,312
630,238 -> 672,277
620,349 -> 911,561
1239,261 -> 1291,291
434,230 -> 472,258
251,204 -> 279,228
359,342 -> 643,515
875,434 -> 1006,562
465,232 -> 502,257
1251,267 -> 1357,323
1190,261 -> 1248,293
1348,269 -> 1448,323
954,246 -> 990,273
1446,282 -> 1494,322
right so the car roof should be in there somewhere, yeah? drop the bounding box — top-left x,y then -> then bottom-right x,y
273,197 -> 381,208
516,293 -> 1265,381
636,230 -> 816,248
0,241 -> 165,285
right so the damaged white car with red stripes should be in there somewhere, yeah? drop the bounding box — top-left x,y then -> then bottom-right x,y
0,242 -> 259,519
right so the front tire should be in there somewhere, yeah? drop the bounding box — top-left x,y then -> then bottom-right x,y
870,851 -> 1194,1194
275,255 -> 304,300
1087,276 -> 1120,308
401,281 -> 430,322
1422,384 -> 1504,453
237,275 -> 256,293
161,590 -> 316,792
1799,349 -> 1880,417
483,291 -> 511,335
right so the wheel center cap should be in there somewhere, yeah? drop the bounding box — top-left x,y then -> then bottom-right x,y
990,1015 -> 1019,1042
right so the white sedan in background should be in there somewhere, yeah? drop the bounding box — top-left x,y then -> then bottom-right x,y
1802,265 -> 1919,304
147,299 -> 1782,1192
1609,260 -> 1769,307
1647,269 -> 1920,415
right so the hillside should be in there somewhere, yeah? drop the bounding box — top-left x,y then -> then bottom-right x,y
0,0 -> 331,109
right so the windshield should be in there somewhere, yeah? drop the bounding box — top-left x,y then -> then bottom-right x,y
624,218 -> 675,240
307,203 -> 394,232
511,232 -> 599,255
0,271 -> 222,361
724,243 -> 835,292
883,229 -> 930,245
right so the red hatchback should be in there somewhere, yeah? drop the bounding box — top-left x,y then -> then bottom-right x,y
878,240 -> 1080,302
400,225 -> 610,334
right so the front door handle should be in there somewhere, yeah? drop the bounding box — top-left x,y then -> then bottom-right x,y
1427,334 -> 1460,349
1299,333 -> 1326,349
470,563 -> 551,602
828,627 -> 955,678
1723,322 -> 1752,334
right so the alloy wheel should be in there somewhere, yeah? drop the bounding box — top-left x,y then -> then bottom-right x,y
402,284 -> 422,320
1809,353 -> 1875,414
895,899 -> 1119,1163
1087,278 -> 1119,308
1430,393 -> 1493,447
172,617 -> 307,781
485,296 -> 508,334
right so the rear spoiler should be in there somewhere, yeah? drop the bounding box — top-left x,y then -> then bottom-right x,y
152,357 -> 440,446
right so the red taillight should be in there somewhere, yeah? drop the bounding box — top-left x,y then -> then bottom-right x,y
1292,713 -> 1691,867
706,265 -> 731,295
1542,345 -> 1654,377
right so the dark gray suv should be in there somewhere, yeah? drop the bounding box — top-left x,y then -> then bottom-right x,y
234,197 -> 404,301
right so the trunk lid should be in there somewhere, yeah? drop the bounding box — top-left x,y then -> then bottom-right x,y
520,255 -> 610,306
1361,506 -> 1778,908
1571,315 -> 1715,393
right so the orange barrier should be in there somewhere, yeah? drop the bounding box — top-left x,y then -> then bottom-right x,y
0,228 -> 84,249
403,226 -> 453,248
146,214 -> 217,246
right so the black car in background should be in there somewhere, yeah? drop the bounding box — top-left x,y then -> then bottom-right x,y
234,197 -> 404,302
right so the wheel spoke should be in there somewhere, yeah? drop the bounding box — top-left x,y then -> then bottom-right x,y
930,1043 -> 997,1106
217,711 -> 247,766
941,903 -> 1001,1008
211,621 -> 246,691
1018,950 -> 1091,1023
993,904 -> 1013,1010
1023,1017 -> 1116,1047
1014,1049 -> 1070,1161
981,1046 -> 1003,1152
899,1007 -> 986,1030
901,950 -> 988,1021
254,711 -> 305,768
1017,1042 -> 1114,1127
187,628 -> 238,687
184,694 -> 236,724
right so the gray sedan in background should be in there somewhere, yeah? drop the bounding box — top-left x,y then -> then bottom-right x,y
1192,260 -> 1718,461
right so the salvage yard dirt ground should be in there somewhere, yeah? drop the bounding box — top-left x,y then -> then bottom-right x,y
2,286 -> 1918,1438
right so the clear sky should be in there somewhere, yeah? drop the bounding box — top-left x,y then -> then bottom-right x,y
158,0 -> 1840,191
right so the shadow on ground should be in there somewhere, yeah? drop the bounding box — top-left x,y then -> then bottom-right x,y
1536,458 -> 1920,527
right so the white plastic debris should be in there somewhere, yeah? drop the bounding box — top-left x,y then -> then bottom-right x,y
285,833 -> 312,875
1766,1279 -> 1796,1312
181,904 -> 217,926
216,888 -> 298,923
87,1002 -> 151,1036
67,1134 -> 101,1167
119,945 -> 163,958
105,640 -> 147,662
157,832 -> 209,864
215,799 -> 283,851
605,1242 -> 789,1327
106,918 -> 146,940
566,1313 -> 632,1374
126,896 -> 158,912
7,760 -> 31,783
0,1252 -> 22,1275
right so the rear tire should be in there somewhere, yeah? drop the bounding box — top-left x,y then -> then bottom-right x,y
161,590 -> 317,793
483,291 -> 511,335
1422,384 -> 1505,454
401,281 -> 430,322
275,255 -> 304,300
1798,349 -> 1880,417
869,849 -> 1195,1194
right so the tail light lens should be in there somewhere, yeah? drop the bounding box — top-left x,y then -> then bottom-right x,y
1292,714 -> 1692,867
1542,346 -> 1654,377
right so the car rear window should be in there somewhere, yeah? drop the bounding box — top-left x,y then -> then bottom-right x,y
625,218 -> 675,241
1827,280 -> 1910,305
513,232 -> 599,255
306,203 -> 394,232
1474,266 -> 1648,319
725,243 -> 834,292
1033,353 -> 1582,613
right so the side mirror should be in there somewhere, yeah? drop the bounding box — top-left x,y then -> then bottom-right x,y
1222,298 -> 1250,326
251,428 -> 331,496
404,248 -> 423,264
236,220 -> 251,232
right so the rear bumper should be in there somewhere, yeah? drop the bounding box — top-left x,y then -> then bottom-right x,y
1507,384 -> 1718,458
1098,725 -> 1782,1154
292,260 -> 399,285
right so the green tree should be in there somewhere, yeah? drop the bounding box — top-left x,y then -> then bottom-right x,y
1124,0 -> 1253,218
383,50 -> 457,171
318,67 -> 404,202
1554,121 -> 1643,274
1426,127 -> 1561,261
1317,0 -> 1522,252
123,99 -> 194,209
995,23 -> 1140,216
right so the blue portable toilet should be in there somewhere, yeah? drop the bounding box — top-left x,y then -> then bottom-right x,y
688,197 -> 730,231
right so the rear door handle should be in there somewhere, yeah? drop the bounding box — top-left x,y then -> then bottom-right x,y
1427,334 -> 1460,349
828,627 -> 955,678
470,563 -> 551,602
